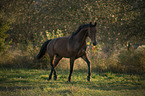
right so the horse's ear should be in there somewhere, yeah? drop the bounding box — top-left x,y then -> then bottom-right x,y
94,22 -> 97,26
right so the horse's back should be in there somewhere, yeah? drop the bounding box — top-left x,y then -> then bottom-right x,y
47,37 -> 70,57
54,37 -> 69,51
47,36 -> 87,58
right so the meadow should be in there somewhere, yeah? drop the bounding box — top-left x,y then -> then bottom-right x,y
0,68 -> 145,96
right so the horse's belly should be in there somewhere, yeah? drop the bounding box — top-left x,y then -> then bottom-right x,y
53,39 -> 70,57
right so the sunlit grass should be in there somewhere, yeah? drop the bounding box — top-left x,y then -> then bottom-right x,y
0,68 -> 145,96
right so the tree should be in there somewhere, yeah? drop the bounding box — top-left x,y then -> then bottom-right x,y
0,18 -> 10,52
0,0 -> 144,51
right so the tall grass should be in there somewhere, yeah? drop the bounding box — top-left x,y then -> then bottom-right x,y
0,42 -> 49,69
0,42 -> 145,74
90,46 -> 145,74
118,49 -> 145,74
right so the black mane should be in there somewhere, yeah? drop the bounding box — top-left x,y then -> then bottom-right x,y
72,24 -> 89,36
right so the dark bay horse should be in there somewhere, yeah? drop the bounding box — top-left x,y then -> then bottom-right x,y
36,22 -> 97,82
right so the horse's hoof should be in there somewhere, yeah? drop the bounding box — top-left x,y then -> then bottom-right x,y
53,75 -> 57,80
47,78 -> 51,81
67,79 -> 71,82
47,77 -> 52,81
67,80 -> 71,82
87,76 -> 91,81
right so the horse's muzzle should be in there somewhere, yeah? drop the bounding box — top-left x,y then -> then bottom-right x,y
93,41 -> 97,46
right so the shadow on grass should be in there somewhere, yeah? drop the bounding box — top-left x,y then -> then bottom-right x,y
0,86 -> 33,91
87,81 -> 145,91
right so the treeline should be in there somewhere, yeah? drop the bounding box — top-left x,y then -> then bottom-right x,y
0,0 -> 145,52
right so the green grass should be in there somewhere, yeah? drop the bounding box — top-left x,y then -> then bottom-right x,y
0,68 -> 145,96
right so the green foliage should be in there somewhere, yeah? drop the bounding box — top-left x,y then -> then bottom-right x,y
45,29 -> 64,39
0,0 -> 144,46
0,19 -> 10,52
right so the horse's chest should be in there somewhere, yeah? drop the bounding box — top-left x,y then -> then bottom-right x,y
77,49 -> 86,57
69,44 -> 86,57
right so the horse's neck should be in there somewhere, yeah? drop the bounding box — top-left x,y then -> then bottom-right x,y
68,28 -> 88,52
74,28 -> 88,43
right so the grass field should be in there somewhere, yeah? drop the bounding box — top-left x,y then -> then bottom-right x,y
0,68 -> 145,96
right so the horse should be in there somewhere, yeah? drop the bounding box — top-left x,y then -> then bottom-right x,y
35,22 -> 97,82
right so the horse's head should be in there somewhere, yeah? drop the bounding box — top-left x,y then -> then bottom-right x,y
88,22 -> 97,46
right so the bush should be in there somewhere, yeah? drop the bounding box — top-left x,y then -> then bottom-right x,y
0,45 -> 50,69
88,44 -> 145,74
0,18 -> 10,52
0,29 -> 65,69
118,49 -> 145,74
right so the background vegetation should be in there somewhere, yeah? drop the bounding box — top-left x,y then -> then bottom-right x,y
0,0 -> 145,95
0,0 -> 144,74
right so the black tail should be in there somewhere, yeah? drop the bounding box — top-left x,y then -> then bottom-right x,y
35,39 -> 52,60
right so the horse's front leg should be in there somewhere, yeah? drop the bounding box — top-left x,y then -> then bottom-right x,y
81,55 -> 91,81
68,57 -> 75,82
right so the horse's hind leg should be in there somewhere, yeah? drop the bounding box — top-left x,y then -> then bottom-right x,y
68,57 -> 75,82
53,55 -> 62,80
48,56 -> 54,80
81,55 -> 91,81
48,55 -> 62,81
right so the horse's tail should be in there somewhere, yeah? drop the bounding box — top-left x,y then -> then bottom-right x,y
35,39 -> 52,60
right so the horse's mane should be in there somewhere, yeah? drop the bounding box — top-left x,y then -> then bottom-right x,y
71,24 -> 90,37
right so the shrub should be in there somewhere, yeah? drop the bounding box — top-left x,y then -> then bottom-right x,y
0,18 -> 10,52
118,49 -> 145,74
